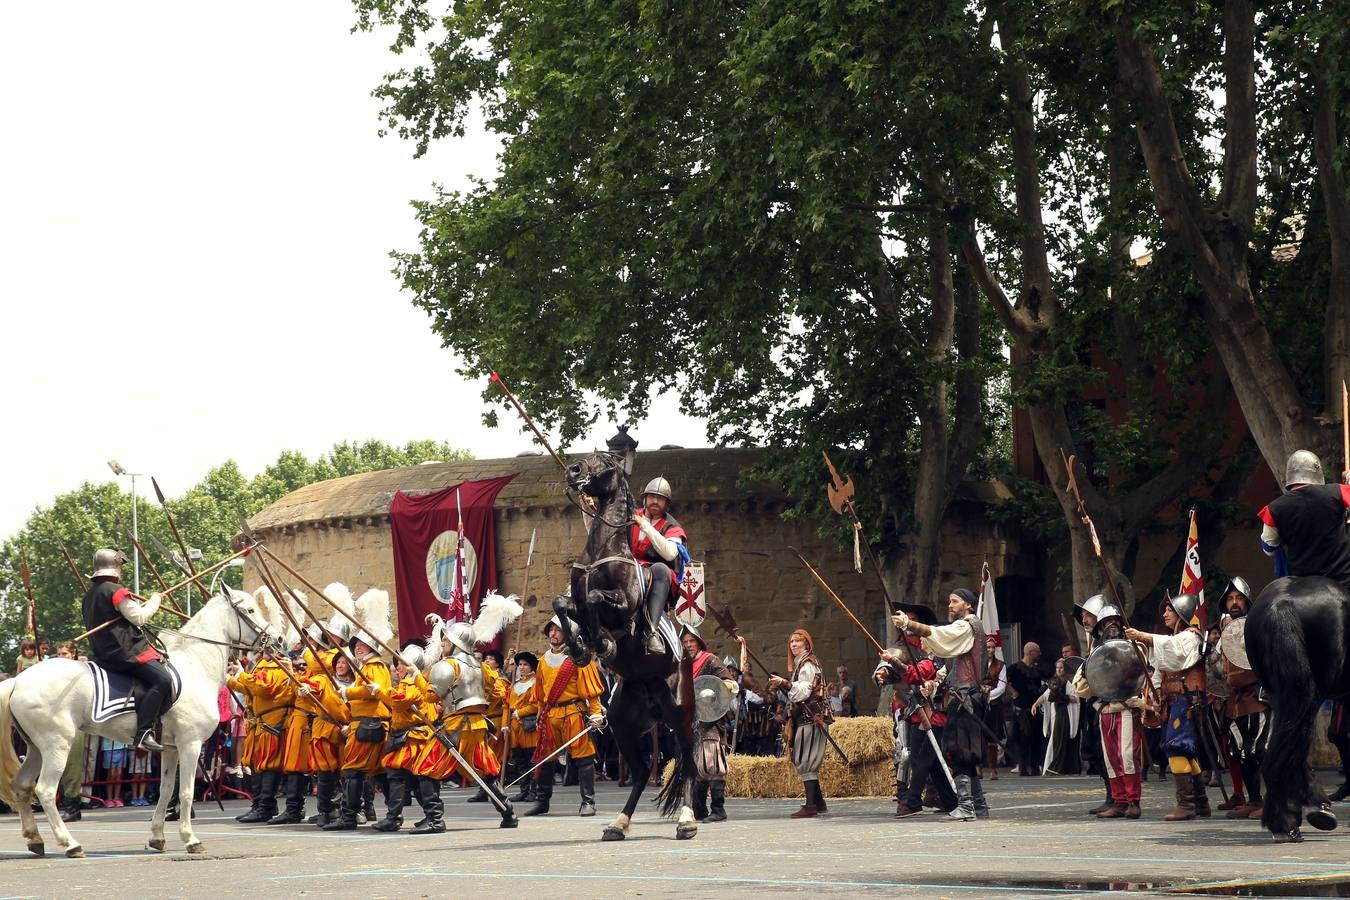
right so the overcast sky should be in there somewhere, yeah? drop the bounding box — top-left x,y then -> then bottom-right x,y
0,1 -> 708,539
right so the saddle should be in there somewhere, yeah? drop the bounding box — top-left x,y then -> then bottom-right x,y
86,661 -> 183,725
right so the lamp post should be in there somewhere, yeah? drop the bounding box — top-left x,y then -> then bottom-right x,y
181,548 -> 203,614
107,460 -> 142,594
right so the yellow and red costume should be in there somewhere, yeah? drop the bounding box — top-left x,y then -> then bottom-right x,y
508,675 -> 540,752
341,655 -> 392,775
423,658 -> 501,780
534,649 -> 605,761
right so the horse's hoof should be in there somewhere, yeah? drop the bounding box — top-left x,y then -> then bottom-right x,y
676,824 -> 697,840
148,839 -> 166,852
1308,806 -> 1338,831
27,841 -> 44,857
602,826 -> 626,841
186,842 -> 207,855
65,846 -> 85,859
500,816 -> 519,829
1273,828 -> 1305,843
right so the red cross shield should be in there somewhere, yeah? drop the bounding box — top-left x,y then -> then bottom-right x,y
674,562 -> 707,628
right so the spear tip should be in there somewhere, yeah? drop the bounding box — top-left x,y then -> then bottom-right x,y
151,476 -> 167,506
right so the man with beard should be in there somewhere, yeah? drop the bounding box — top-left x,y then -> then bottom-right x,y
525,615 -> 606,817
681,624 -> 739,822
1216,577 -> 1269,820
629,477 -> 689,653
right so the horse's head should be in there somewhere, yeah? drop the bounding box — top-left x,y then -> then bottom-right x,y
566,452 -> 629,501
222,587 -> 287,655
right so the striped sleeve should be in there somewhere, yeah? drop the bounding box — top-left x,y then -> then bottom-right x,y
1258,505 -> 1280,555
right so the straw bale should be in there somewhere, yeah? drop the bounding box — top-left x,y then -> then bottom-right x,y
724,717 -> 897,799
825,716 -> 893,764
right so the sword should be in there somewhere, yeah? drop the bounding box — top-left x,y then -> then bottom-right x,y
1197,703 -> 1231,803
506,724 -> 600,788
427,721 -> 515,817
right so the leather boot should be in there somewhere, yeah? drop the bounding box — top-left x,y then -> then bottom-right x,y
1330,782 -> 1350,802
707,783 -> 727,822
59,796 -> 82,823
1096,802 -> 1128,818
238,771 -> 280,823
692,779 -> 710,821
1087,776 -> 1114,815
314,771 -> 337,828
948,775 -> 975,821
971,775 -> 989,819
1163,774 -> 1196,821
1125,802 -> 1142,819
362,778 -> 379,824
323,773 -> 362,830
410,777 -> 446,834
1217,792 -> 1248,811
268,773 -> 306,824
509,780 -> 534,803
236,772 -> 262,821
791,782 -> 818,819
523,763 -> 553,816
577,758 -> 597,817
466,787 -> 489,803
1191,775 -> 1211,818
372,770 -> 406,832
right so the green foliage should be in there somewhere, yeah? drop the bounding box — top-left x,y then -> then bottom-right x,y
0,439 -> 469,665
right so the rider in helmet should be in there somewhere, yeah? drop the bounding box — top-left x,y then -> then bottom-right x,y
630,476 -> 689,653
80,549 -> 171,752
1258,450 -> 1350,588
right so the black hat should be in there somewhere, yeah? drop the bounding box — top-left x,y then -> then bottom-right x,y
514,651 -> 538,670
890,601 -> 939,626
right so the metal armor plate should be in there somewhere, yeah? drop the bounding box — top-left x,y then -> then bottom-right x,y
1084,639 -> 1147,701
1220,616 -> 1250,671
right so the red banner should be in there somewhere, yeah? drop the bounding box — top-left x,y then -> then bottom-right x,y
389,474 -> 517,640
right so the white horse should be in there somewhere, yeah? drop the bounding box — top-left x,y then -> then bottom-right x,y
0,587 -> 285,858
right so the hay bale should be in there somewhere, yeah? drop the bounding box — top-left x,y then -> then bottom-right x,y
824,716 -> 893,765
724,717 -> 897,798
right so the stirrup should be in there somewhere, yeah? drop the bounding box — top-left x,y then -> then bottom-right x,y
136,730 -> 164,752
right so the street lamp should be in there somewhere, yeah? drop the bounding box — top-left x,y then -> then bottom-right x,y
107,459 -> 143,594
178,548 -> 203,614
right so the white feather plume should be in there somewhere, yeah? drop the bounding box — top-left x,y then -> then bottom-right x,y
355,587 -> 395,648
323,582 -> 356,622
470,591 -> 523,646
422,613 -> 447,669
251,585 -> 286,636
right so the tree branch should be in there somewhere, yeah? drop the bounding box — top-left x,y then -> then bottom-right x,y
1218,0 -> 1259,232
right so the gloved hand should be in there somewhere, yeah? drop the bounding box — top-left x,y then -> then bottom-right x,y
588,713 -> 606,729
891,610 -> 911,632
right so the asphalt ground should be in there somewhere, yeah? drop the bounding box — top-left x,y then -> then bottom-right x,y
3,773 -> 1350,898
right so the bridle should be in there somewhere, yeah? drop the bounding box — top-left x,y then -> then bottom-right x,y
152,592 -> 281,655
565,462 -> 635,529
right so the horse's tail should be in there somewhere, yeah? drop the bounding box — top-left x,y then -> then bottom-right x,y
656,654 -> 698,818
1260,594 -> 1320,812
0,677 -> 21,807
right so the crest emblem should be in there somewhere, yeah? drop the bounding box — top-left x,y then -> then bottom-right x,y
675,562 -> 707,627
426,529 -> 478,618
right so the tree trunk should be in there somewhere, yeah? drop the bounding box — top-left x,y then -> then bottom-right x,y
1314,47 -> 1350,449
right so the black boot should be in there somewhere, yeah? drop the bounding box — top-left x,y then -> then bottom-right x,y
372,770 -> 406,832
410,777 -> 446,834
238,771 -> 280,823
235,772 -> 262,822
490,780 -> 520,828
268,773 -> 306,824
510,780 -> 534,803
692,779 -> 710,821
813,780 -> 829,815
59,796 -> 82,823
523,763 -> 553,816
466,786 -> 489,803
1087,775 -> 1114,815
362,777 -> 380,823
577,758 -> 597,817
314,771 -> 337,828
323,773 -> 363,830
707,783 -> 728,822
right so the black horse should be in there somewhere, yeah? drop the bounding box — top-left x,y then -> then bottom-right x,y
1246,576 -> 1350,842
554,451 -> 698,841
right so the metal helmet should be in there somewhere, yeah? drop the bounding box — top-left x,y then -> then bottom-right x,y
679,622 -> 706,649
90,548 -> 128,579
305,622 -> 324,644
446,622 -> 476,656
399,639 -> 428,670
1167,592 -> 1200,625
1223,576 -> 1252,614
1073,593 -> 1107,627
1084,639 -> 1148,701
1091,603 -> 1125,640
722,656 -> 740,672
428,659 -> 457,698
349,631 -> 382,655
640,476 -> 673,501
542,614 -> 563,637
1285,449 -> 1325,488
693,674 -> 733,723
326,615 -> 353,644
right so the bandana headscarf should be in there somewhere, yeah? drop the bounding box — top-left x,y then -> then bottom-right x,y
950,588 -> 977,611
788,628 -> 815,674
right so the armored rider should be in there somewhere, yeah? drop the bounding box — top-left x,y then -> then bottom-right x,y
681,623 -> 739,823
1259,450 -> 1350,588
80,549 -> 171,752
1126,593 -> 1211,821
630,476 -> 688,653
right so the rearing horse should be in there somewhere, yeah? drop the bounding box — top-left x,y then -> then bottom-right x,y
1246,575 -> 1350,842
555,451 -> 698,841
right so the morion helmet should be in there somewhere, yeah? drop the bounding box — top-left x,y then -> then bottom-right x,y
90,548 -> 128,579
640,476 -> 672,501
1285,450 -> 1325,488
1073,593 -> 1107,627
1167,592 -> 1200,626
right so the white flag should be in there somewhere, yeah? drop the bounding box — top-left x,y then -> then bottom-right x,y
977,562 -> 1004,662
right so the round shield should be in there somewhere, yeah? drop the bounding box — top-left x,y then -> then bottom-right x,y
1062,655 -> 1086,679
1084,639 -> 1147,701
1220,616 -> 1250,670
693,674 -> 732,723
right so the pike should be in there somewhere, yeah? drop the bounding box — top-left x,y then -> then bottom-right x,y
823,451 -> 894,602
792,550 -> 955,789
59,541 -> 88,593
513,527 -> 538,651
70,547 -> 251,642
489,370 -> 568,472
152,477 -> 214,600
116,516 -> 189,618
1343,381 -> 1349,485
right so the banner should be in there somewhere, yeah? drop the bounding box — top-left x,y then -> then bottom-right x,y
976,562 -> 1003,662
1179,508 -> 1205,627
389,474 -> 517,639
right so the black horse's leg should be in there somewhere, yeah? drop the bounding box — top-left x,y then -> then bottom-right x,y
652,683 -> 698,839
552,594 -> 594,666
602,693 -> 652,842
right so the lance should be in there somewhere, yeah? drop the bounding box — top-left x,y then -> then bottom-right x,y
152,477 -> 214,601
488,371 -> 568,472
513,527 -> 538,651
116,517 -> 189,618
59,541 -> 88,594
706,603 -> 775,678
19,547 -> 39,638
793,550 -> 957,787
1059,450 -> 1160,713
70,548 -> 251,642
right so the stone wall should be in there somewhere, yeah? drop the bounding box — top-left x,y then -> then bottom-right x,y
245,448 -> 1036,712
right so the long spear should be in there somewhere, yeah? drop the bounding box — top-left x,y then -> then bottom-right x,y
19,547 -> 39,638
512,528 -> 537,652
488,371 -> 568,472
151,477 -> 214,601
59,541 -> 88,594
116,517 -> 189,618
822,451 -> 896,606
1342,381 -> 1348,484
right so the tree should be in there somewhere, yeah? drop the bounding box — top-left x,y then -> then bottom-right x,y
0,439 -> 470,663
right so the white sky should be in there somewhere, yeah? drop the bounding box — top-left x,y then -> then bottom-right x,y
0,1 -> 707,539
